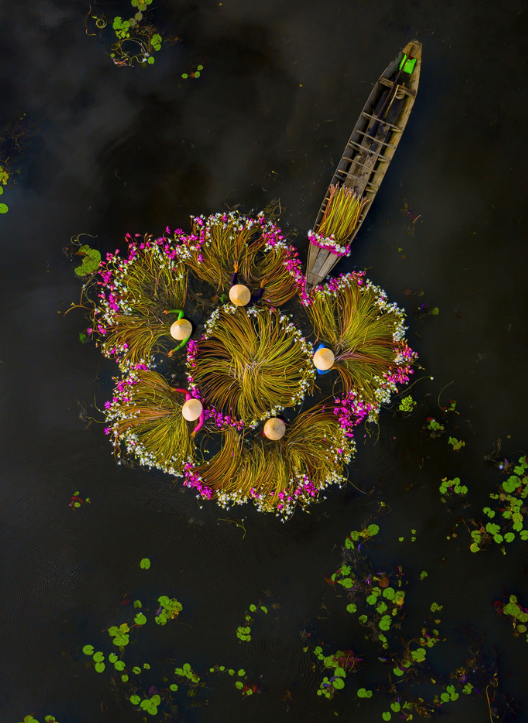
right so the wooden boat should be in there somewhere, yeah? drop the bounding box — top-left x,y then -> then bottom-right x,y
305,40 -> 422,290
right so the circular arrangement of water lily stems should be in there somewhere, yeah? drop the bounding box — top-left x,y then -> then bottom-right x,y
86,211 -> 416,518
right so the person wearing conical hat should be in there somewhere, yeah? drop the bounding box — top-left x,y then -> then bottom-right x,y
163,309 -> 193,357
263,417 -> 286,440
313,343 -> 335,375
170,387 -> 204,437
229,262 -> 265,307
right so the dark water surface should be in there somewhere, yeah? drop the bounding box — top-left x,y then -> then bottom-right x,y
1,0 -> 528,721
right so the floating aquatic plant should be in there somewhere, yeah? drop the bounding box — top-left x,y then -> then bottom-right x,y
439,476 -> 468,498
495,594 -> 528,640
448,436 -> 466,451
469,454 -> 528,552
88,0 -> 169,67
236,602 -> 268,642
155,595 -> 182,624
74,245 -> 101,276
174,662 -> 200,684
398,394 -> 417,413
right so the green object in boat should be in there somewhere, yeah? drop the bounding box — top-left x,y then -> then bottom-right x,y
399,53 -> 417,74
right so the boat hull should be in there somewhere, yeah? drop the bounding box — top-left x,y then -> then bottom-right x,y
306,40 -> 422,290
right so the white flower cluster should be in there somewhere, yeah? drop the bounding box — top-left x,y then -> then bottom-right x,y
307,230 -> 349,256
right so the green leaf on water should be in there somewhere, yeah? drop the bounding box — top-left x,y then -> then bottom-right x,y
194,71 -> 200,78
249,604 -> 257,612
235,681 -> 244,689
95,661 -> 105,673
114,660 -> 125,671
121,674 -> 129,681
93,651 -> 104,662
82,645 -> 94,655
109,653 -> 118,663
238,669 -> 245,676
133,600 -> 142,608
431,307 -> 439,315
148,57 -> 155,64
130,694 -> 141,705
170,684 -> 178,691
382,714 -> 392,722
134,613 -> 147,625
197,65 -> 203,70
0,203 -> 9,213
182,73 -> 188,79
133,666 -> 141,674
504,532 -> 515,543
391,702 -> 401,712
261,605 -> 268,613
332,678 -> 344,689
346,603 -> 357,613
140,558 -> 151,569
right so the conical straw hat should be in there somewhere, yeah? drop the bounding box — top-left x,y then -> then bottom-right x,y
170,318 -> 192,340
263,417 -> 286,440
229,284 -> 251,306
182,398 -> 203,421
313,347 -> 335,371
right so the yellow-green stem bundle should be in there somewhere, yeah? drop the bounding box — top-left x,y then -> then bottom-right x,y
108,370 -> 195,475
307,280 -> 400,403
191,307 -> 314,425
318,184 -> 369,241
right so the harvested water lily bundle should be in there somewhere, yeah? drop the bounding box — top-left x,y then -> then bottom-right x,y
308,184 -> 370,256
184,404 -> 356,516
178,211 -> 305,306
187,304 -> 315,427
179,212 -> 260,291
305,272 -> 416,414
80,210 -> 416,518
248,217 -> 306,306
89,235 -> 187,369
104,369 -> 196,476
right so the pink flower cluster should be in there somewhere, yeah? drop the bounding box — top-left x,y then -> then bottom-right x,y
183,463 -> 213,499
204,407 -> 245,431
333,390 -> 376,436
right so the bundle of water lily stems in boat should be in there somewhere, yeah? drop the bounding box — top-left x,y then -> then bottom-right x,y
83,210 -> 416,518
318,185 -> 369,243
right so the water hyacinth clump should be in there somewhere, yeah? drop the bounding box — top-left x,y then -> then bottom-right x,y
81,211 -> 416,517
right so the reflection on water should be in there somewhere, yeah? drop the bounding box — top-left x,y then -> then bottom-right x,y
2,0 -> 528,721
